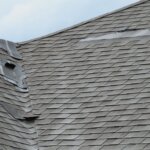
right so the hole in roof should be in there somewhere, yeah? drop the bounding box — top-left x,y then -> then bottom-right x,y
5,62 -> 16,70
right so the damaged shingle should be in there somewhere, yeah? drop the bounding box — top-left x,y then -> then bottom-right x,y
0,101 -> 38,121
81,29 -> 150,42
0,39 -> 22,60
0,60 -> 28,92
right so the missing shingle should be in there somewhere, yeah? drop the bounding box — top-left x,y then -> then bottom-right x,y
80,29 -> 150,42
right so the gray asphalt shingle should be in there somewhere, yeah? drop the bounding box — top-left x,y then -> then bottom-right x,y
1,0 -> 150,149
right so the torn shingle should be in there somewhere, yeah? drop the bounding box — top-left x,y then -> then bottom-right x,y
0,60 -> 28,92
0,39 -> 22,60
0,101 -> 38,121
80,29 -> 150,42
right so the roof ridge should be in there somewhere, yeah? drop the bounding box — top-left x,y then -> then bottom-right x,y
19,0 -> 147,45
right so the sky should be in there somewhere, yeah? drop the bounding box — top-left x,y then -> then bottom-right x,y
0,0 -> 139,42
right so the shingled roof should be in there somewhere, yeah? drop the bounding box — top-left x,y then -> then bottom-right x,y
1,0 -> 150,149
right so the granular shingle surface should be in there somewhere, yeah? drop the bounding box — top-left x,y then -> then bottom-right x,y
1,0 -> 150,149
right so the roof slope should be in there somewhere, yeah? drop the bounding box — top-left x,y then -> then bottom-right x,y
1,0 -> 150,149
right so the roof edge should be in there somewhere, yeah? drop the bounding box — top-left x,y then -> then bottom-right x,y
19,0 -> 146,45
